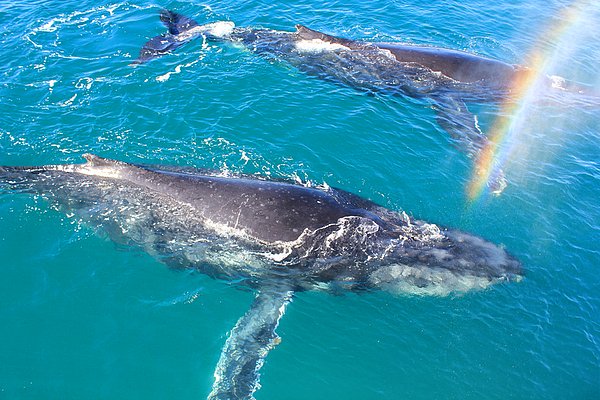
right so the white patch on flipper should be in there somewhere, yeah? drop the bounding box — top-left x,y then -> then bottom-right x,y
295,39 -> 349,53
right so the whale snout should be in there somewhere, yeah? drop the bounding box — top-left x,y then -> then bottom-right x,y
444,230 -> 522,280
367,226 -> 522,296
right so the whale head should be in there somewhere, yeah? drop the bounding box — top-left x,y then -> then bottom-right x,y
368,222 -> 522,296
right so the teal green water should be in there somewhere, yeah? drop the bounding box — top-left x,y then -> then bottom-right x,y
1,0 -> 599,398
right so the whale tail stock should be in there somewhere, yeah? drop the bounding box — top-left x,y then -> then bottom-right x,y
0,155 -> 127,197
130,9 -> 200,66
0,164 -> 50,193
159,9 -> 199,35
130,10 -> 235,66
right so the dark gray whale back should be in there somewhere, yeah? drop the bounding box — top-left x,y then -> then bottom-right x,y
293,25 -> 521,85
0,154 -> 376,244
374,43 -> 520,85
127,162 -> 382,243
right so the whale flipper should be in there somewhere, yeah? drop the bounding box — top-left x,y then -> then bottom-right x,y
130,10 -> 200,65
209,287 -> 293,400
432,96 -> 485,156
432,96 -> 507,194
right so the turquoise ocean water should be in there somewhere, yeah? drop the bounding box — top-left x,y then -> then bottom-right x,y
0,0 -> 599,398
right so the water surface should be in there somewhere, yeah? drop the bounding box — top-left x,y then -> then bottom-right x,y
0,0 -> 599,399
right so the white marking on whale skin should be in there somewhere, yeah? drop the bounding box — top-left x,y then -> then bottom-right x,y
295,39 -> 350,53
257,218 -> 356,263
369,263 -> 495,296
379,48 -> 400,61
54,162 -> 124,180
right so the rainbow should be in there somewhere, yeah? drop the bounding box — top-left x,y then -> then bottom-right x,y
467,0 -> 593,201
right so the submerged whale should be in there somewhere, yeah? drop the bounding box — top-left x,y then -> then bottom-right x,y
133,10 -> 531,95
0,154 -> 522,399
131,10 -> 589,194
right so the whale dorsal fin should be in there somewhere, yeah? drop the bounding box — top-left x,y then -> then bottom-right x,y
82,154 -> 125,168
295,25 -> 355,46
295,25 -> 326,40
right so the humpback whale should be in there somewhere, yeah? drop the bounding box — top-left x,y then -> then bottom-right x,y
131,10 -> 589,194
0,154 -> 522,399
132,10 -> 528,92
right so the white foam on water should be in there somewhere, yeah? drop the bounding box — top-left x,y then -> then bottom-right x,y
156,58 -> 202,82
24,3 -> 154,50
178,21 -> 235,42
205,21 -> 236,38
74,77 -> 93,90
57,93 -> 77,107
550,75 -> 567,90
295,39 -> 349,53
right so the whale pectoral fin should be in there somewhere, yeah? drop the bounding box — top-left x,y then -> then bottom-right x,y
431,96 -> 485,156
209,287 -> 293,400
432,96 -> 507,194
